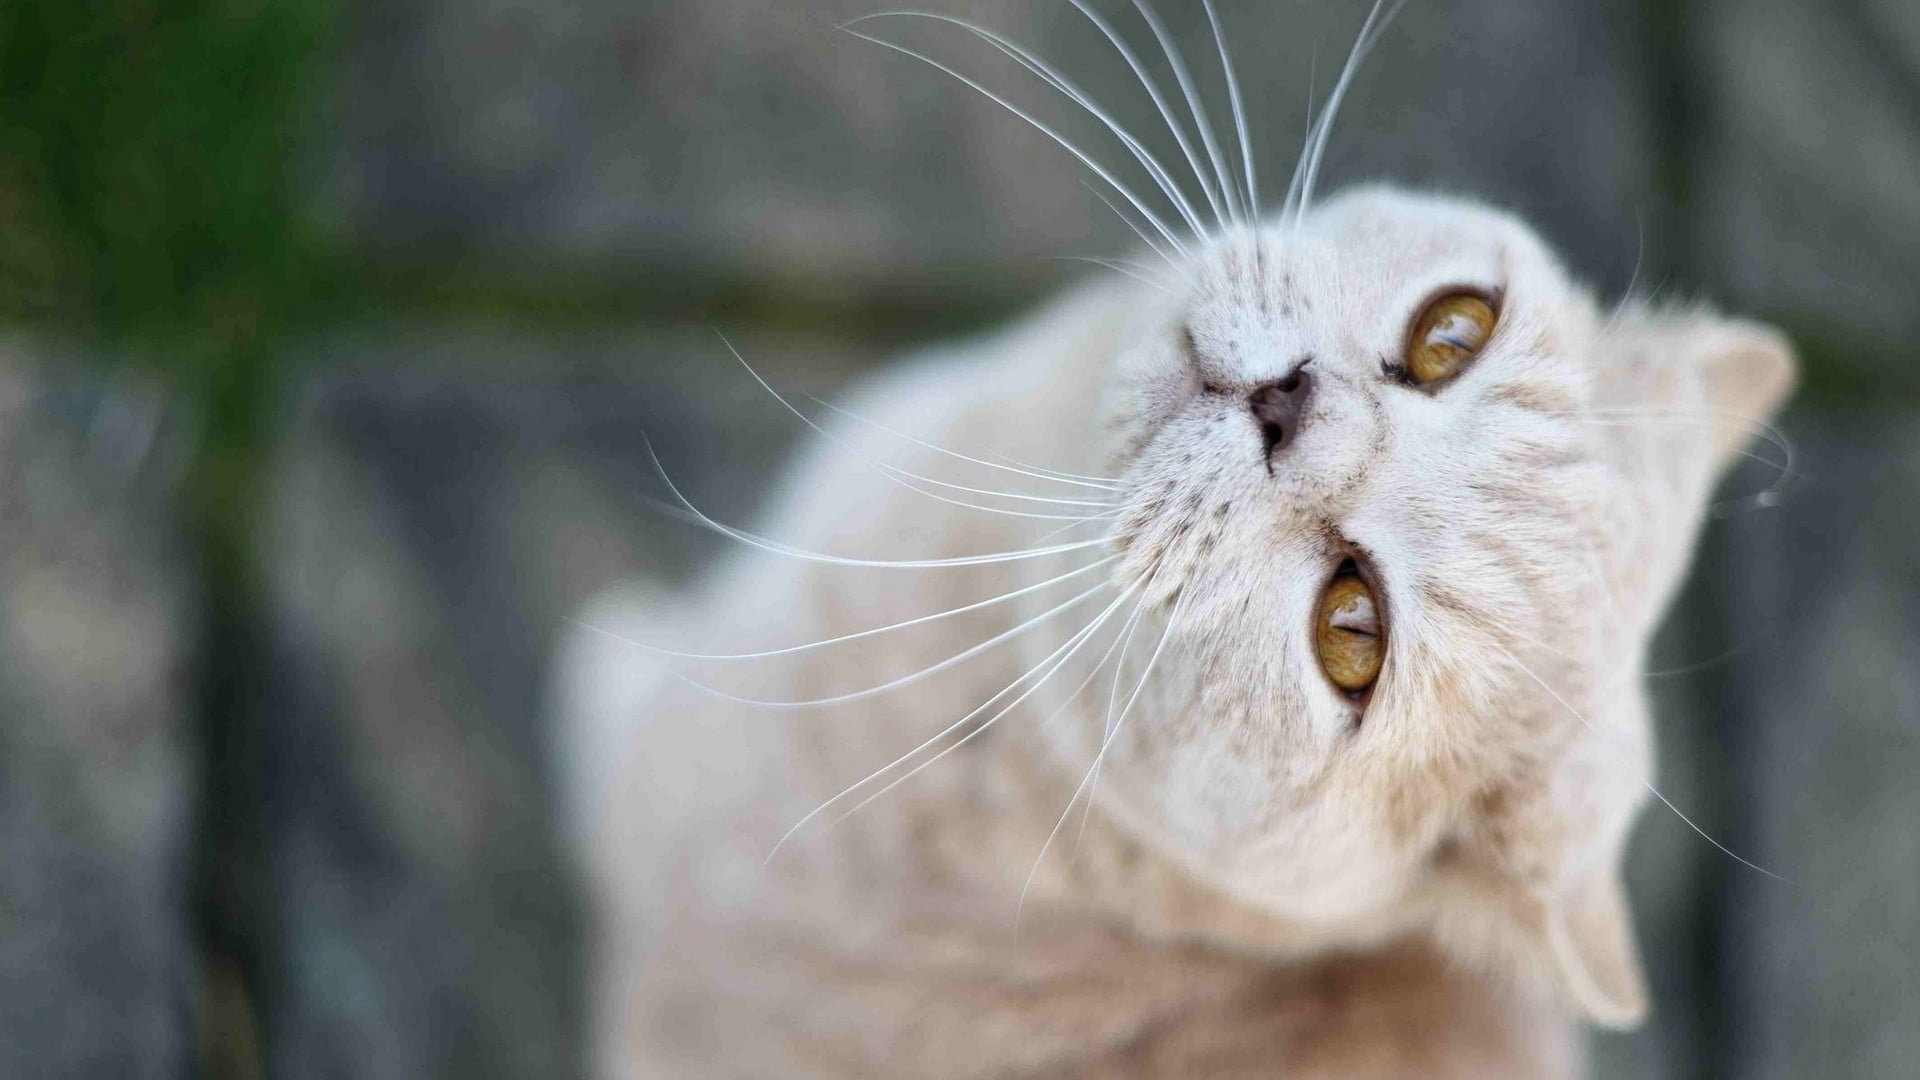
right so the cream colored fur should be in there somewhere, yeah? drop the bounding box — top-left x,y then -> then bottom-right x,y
557,187 -> 1795,1078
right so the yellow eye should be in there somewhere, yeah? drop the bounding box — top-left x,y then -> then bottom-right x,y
1316,574 -> 1384,694
1406,292 -> 1497,384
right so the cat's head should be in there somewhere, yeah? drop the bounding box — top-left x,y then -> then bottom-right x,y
1066,186 -> 1793,1026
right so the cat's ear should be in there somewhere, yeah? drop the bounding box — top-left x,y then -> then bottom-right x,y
1596,306 -> 1797,477
1539,866 -> 1648,1029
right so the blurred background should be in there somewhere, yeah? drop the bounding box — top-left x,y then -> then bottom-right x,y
1,0 -> 1915,1077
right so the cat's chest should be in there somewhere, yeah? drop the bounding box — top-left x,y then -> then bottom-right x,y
626,896 -> 1573,1079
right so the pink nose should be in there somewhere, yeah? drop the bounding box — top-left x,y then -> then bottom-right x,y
1248,365 -> 1311,465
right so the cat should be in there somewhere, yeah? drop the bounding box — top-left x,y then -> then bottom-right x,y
556,6 -> 1796,1077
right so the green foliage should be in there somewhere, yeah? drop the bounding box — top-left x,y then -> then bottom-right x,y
0,5 -> 338,1076
0,0 -> 332,352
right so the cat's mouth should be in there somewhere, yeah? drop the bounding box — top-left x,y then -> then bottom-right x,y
1315,550 -> 1387,704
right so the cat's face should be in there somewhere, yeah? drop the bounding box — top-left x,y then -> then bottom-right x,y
1058,186 -> 1793,1025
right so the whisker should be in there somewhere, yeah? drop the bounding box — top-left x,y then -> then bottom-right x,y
644,435 -> 1111,568
805,394 -> 1125,491
1201,0 -> 1256,216
1645,640 -> 1749,679
569,554 -> 1116,663
1019,582 -> 1186,928
843,21 -> 1191,258
1292,0 -> 1405,226
716,332 -> 1116,513
1561,407 -> 1799,510
1085,181 -> 1184,271
1072,563 -> 1160,859
864,11 -> 1211,240
1028,513 -> 1115,551
1282,50 -> 1317,221
1059,249 -> 1175,288
655,576 -> 1114,711
1129,0 -> 1242,228
1596,215 -> 1649,340
765,573 -> 1145,862
1056,255 -> 1176,293
821,578 -> 1144,830
983,449 -> 1126,488
1066,0 -> 1228,237
1492,642 -> 1791,883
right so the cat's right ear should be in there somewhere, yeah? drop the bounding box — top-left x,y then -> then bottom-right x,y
1594,305 -> 1797,478
1538,866 -> 1648,1029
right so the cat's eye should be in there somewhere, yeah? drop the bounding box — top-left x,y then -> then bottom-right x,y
1316,572 -> 1384,695
1405,292 -> 1497,384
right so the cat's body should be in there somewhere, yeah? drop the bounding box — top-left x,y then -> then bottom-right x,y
561,187 -> 1792,1078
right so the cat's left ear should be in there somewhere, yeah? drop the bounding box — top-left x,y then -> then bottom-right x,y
1538,865 -> 1648,1029
1596,305 -> 1797,476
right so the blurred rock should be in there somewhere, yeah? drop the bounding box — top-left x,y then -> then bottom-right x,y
1700,0 -> 1920,351
1720,412 -> 1920,1079
330,0 -> 1653,289
0,352 -> 193,1078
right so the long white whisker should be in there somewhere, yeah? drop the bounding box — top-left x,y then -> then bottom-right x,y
1282,50 -> 1318,220
824,578 -> 1143,828
1294,0 -> 1404,226
1019,584 -> 1185,927
1084,181 -> 1182,271
716,332 -> 1115,513
1072,564 -> 1159,858
1573,406 -> 1797,461
765,574 -> 1143,862
1645,640 -> 1749,679
659,576 -> 1113,711
1559,408 -> 1798,509
1202,0 -> 1256,217
1056,255 -> 1175,293
1492,642 -> 1790,883
1064,0 -> 1227,234
804,395 -> 1125,491
1597,214 -> 1648,340
985,451 -> 1126,488
864,12 -> 1211,239
644,436 -> 1110,568
1130,0 -> 1242,228
843,22 -> 1191,257
1292,1 -> 1383,222
570,554 -> 1116,663
1027,514 -> 1115,552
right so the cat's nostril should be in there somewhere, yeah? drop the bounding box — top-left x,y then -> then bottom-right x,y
1248,369 -> 1311,465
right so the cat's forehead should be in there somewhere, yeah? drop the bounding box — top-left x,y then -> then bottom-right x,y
1180,189 -> 1553,382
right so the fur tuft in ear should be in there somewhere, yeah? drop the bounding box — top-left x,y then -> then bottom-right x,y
1542,870 -> 1648,1029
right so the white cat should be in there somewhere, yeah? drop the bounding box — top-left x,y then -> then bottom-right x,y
557,7 -> 1795,1076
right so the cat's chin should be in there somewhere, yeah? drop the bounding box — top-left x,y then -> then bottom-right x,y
1125,865 -> 1435,964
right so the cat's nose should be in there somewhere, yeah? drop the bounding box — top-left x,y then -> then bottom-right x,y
1248,367 -> 1311,462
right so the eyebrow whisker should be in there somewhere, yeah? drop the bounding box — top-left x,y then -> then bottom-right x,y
861,11 -> 1211,241
1129,0 -> 1243,229
1066,0 -> 1231,237
842,21 -> 1192,259
1202,0 -> 1257,217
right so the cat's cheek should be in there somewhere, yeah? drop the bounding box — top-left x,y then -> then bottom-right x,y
1154,730 -> 1277,848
